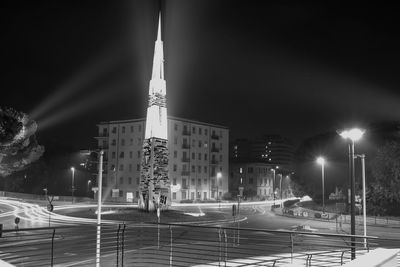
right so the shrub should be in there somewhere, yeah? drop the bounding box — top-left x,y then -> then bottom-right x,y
314,212 -> 321,218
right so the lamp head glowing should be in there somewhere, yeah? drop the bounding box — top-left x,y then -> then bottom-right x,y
217,172 -> 222,179
71,167 -> 75,172
339,128 -> 365,142
316,157 -> 325,165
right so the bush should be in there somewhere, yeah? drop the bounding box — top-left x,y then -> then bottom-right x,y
314,212 -> 321,218
180,199 -> 193,203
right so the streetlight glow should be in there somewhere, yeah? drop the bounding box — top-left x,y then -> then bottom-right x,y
316,157 -> 325,165
339,128 -> 365,142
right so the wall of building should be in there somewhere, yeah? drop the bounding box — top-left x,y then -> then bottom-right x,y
95,117 -> 229,203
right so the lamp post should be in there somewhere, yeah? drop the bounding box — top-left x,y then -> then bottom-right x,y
316,157 -> 326,213
217,172 -> 222,209
95,150 -> 104,267
70,167 -> 75,203
279,174 -> 283,208
271,168 -> 276,203
339,128 -> 364,260
355,154 -> 367,248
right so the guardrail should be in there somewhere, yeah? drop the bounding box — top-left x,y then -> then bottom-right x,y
0,222 -> 399,266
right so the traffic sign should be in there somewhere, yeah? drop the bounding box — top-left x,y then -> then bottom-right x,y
232,204 -> 237,217
47,204 -> 54,212
14,217 -> 20,225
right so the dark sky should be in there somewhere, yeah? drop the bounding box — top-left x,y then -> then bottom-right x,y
2,1 -> 400,150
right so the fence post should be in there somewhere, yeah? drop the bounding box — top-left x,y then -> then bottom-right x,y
341,251 -> 345,265
290,233 -> 294,263
122,224 -> 126,267
51,228 -> 56,267
218,228 -> 222,267
224,229 -> 227,266
117,224 -> 121,267
169,225 -> 173,267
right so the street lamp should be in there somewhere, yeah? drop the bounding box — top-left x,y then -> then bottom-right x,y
355,154 -> 367,248
339,128 -> 364,260
271,168 -> 276,201
316,157 -> 326,213
278,174 -> 283,208
70,167 -> 75,203
217,172 -> 222,209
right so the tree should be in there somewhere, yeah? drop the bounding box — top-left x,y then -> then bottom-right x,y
0,107 -> 44,177
368,141 -> 400,216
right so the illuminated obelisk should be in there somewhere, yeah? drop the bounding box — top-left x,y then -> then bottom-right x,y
139,14 -> 170,212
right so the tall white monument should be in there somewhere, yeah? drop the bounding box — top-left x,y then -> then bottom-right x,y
139,14 -> 170,211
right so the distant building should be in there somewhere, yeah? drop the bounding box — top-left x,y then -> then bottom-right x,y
231,135 -> 294,171
95,117 -> 229,203
230,162 -> 274,200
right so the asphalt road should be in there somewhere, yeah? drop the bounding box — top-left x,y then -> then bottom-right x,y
1,198 -> 399,266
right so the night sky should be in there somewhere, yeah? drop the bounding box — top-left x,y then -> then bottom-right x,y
2,1 -> 400,150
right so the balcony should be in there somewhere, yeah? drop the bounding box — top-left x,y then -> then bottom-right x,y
182,143 -> 190,149
181,171 -> 190,176
211,147 -> 219,153
95,132 -> 109,138
211,134 -> 219,140
182,130 -> 191,136
181,157 -> 190,163
211,159 -> 219,165
181,184 -> 189,190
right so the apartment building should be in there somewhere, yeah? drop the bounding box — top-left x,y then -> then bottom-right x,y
95,117 -> 229,203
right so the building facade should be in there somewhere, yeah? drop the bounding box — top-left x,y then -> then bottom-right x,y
95,117 -> 229,203
229,162 -> 275,200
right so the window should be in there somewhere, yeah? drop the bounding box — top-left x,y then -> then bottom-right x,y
121,139 -> 125,146
120,177 -> 124,184
183,151 -> 187,160
249,177 -> 253,184
192,127 -> 196,134
112,139 -> 116,146
120,152 -> 124,158
191,192 -> 195,200
191,179 -> 195,185
198,140 -> 202,148
204,154 -> 208,160
199,128 -> 202,135
137,164 -> 140,171
102,128 -> 108,136
204,141 -> 208,148
198,166 -> 201,173
137,151 -> 140,158
129,151 -> 133,158
219,155 -> 223,162
204,166 -> 208,173
173,178 -> 177,185
198,153 -> 201,160
192,139 -> 196,147
182,164 -> 187,171
130,138 -> 133,145
174,151 -> 177,158
102,140 -> 107,148
129,164 -> 132,172
248,167 -> 254,173
130,126 -> 134,132
119,190 -> 123,197
191,165 -> 195,172
204,192 -> 207,199
174,137 -> 178,144
122,126 -> 125,133
190,152 -> 194,160
173,164 -> 177,171
205,129 -> 208,136
119,164 -> 124,171
112,127 -> 117,134
173,192 -> 177,200
136,191 -> 139,198
128,177 -> 132,184
198,179 -> 201,185
181,191 -> 186,200
112,152 -> 116,159
138,125 -> 142,131
110,164 -> 115,171
174,124 -> 178,131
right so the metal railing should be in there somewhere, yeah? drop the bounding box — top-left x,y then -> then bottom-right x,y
0,222 -> 399,266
